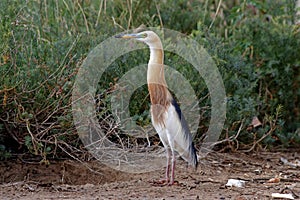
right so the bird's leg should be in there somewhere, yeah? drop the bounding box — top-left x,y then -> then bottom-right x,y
165,148 -> 171,182
169,150 -> 176,185
151,148 -> 170,185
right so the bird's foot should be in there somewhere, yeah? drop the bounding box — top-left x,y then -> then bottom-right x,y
168,180 -> 178,186
149,179 -> 178,186
149,179 -> 168,186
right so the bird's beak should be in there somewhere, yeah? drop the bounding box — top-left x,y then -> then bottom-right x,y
115,33 -> 145,39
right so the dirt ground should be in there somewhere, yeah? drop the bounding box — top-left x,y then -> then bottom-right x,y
1,151 -> 300,200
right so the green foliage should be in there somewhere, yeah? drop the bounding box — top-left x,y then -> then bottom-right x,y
208,0 -> 299,148
189,0 -> 299,148
0,144 -> 11,160
0,0 -> 111,160
0,0 -> 299,160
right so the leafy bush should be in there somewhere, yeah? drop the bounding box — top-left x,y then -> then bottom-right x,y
0,0 -> 299,160
198,0 -> 300,148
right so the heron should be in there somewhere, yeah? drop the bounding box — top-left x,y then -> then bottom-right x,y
116,30 -> 198,185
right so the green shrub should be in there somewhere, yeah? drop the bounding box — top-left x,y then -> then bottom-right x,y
0,0 -> 299,161
197,0 -> 300,148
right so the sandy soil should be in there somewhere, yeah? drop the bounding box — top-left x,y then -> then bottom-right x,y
1,151 -> 300,199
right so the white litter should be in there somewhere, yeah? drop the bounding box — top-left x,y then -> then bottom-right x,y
225,179 -> 246,187
280,157 -> 300,168
271,193 -> 294,199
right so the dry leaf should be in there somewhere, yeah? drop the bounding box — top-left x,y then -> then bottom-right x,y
267,177 -> 280,183
251,116 -> 262,128
247,116 -> 262,131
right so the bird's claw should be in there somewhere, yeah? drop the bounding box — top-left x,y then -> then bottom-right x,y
149,179 -> 178,186
149,179 -> 168,186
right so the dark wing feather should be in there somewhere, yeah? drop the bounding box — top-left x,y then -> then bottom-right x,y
168,98 -> 198,168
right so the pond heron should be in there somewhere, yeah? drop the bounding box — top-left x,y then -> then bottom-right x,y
116,31 -> 198,185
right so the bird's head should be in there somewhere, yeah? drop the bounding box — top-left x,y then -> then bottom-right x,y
115,31 -> 159,46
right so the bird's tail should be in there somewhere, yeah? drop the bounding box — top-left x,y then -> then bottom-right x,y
181,141 -> 198,168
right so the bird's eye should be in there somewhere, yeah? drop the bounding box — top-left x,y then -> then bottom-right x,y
140,33 -> 147,38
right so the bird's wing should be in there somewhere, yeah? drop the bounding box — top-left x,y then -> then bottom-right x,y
151,110 -> 170,149
165,99 -> 198,167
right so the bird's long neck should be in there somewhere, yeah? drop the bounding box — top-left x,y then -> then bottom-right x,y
147,40 -> 171,107
147,45 -> 166,86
